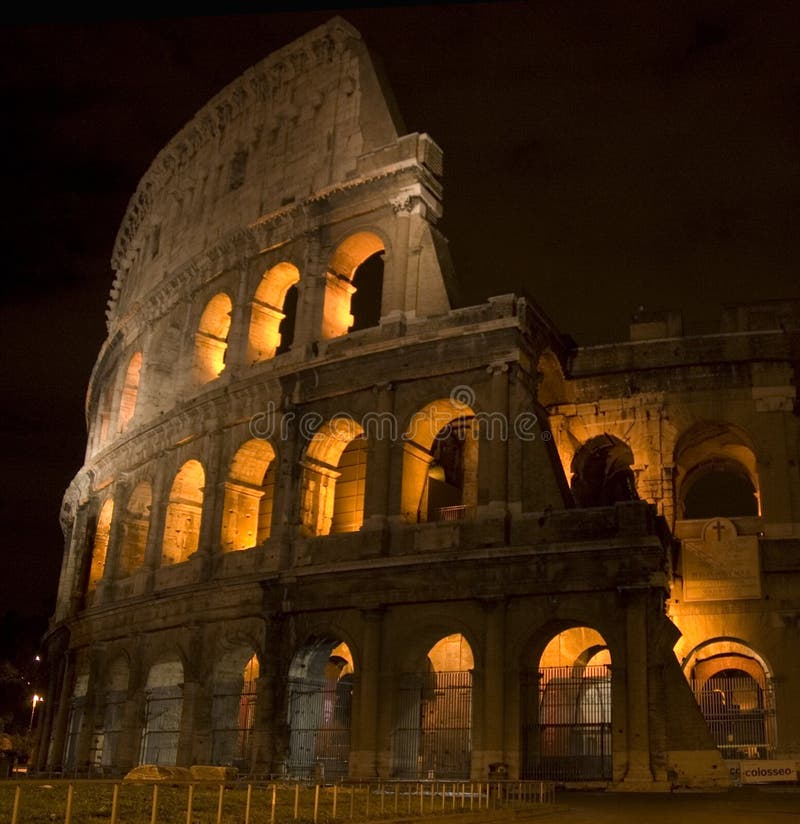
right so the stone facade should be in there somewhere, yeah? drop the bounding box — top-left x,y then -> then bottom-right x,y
39,18 -> 799,790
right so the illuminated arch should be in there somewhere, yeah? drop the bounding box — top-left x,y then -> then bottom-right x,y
248,262 -> 300,362
117,351 -> 142,432
401,398 -> 477,523
140,657 -> 184,766
86,498 -> 114,605
211,647 -> 260,769
96,654 -> 130,769
117,481 -> 152,577
322,232 -> 385,339
161,460 -> 205,565
393,633 -> 474,779
522,625 -> 612,781
681,638 -> 776,759
194,293 -> 232,385
300,417 -> 366,536
287,637 -> 355,780
221,439 -> 277,551
570,434 -> 638,507
674,422 -> 760,520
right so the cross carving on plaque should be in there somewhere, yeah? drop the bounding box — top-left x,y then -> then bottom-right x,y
712,520 -> 725,541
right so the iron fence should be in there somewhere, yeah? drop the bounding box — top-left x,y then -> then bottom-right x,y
691,673 -> 777,760
394,670 -> 472,779
0,778 -> 557,824
522,665 -> 612,782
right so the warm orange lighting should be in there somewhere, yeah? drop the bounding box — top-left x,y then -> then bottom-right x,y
321,232 -> 385,339
428,634 -> 474,671
249,262 -> 300,362
86,499 -> 114,601
162,460 -> 205,564
117,351 -> 142,432
194,293 -> 232,384
222,439 -> 276,551
301,419 -> 366,536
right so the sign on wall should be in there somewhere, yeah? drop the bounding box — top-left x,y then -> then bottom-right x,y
682,518 -> 761,601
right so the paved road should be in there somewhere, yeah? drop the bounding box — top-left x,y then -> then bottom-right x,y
536,788 -> 800,823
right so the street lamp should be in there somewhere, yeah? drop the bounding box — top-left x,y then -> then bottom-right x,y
29,694 -> 43,733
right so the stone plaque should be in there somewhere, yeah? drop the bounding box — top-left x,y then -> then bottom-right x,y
682,518 -> 761,601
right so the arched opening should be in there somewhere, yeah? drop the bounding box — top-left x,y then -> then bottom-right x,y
276,285 -> 298,355
570,434 -> 638,507
683,640 -> 776,760
117,482 -> 152,577
402,399 -> 478,523
211,650 -> 259,770
522,627 -> 612,781
674,422 -> 760,522
287,638 -> 354,780
63,667 -> 89,771
221,440 -> 276,551
322,232 -> 385,339
393,633 -> 474,780
140,658 -> 184,766
194,293 -> 232,385
300,418 -> 366,536
682,460 -> 759,520
94,383 -> 115,451
161,460 -> 205,565
349,251 -> 384,332
86,499 -> 114,605
117,351 -> 142,432
248,263 -> 300,362
94,656 -> 130,771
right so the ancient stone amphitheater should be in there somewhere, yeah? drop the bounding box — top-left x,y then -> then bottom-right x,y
38,18 -> 800,790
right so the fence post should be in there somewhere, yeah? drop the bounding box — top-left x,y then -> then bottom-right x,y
294,783 -> 300,820
394,782 -> 399,814
271,784 -> 277,824
11,785 -> 21,824
313,784 -> 320,824
350,784 -> 354,819
186,784 -> 194,824
64,784 -> 74,824
380,781 -> 384,815
150,784 -> 158,824
333,784 -> 338,819
110,784 -> 120,824
245,784 -> 252,824
216,784 -> 225,824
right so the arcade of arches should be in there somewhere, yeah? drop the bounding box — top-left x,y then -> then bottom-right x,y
44,19 -> 800,793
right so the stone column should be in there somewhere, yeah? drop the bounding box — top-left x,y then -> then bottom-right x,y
487,363 -> 510,511
250,670 -> 276,774
196,431 -> 224,578
351,609 -> 383,777
47,652 -> 75,772
620,588 -> 655,785
66,506 -> 90,617
480,599 -> 506,775
383,196 -> 413,318
364,382 -> 394,534
97,479 -> 130,604
139,458 -> 170,595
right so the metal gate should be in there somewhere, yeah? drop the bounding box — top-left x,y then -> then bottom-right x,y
522,666 -> 612,781
139,688 -> 182,766
211,678 -> 257,769
393,670 -> 472,779
94,690 -> 126,771
692,673 -> 777,760
63,697 -> 86,771
287,674 -> 352,780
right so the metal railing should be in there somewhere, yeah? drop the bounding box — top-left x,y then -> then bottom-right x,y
1,777 -> 557,824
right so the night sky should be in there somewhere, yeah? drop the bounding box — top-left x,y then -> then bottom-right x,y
1,2 -> 798,629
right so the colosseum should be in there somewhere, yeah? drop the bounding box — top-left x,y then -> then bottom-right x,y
37,18 -> 800,790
